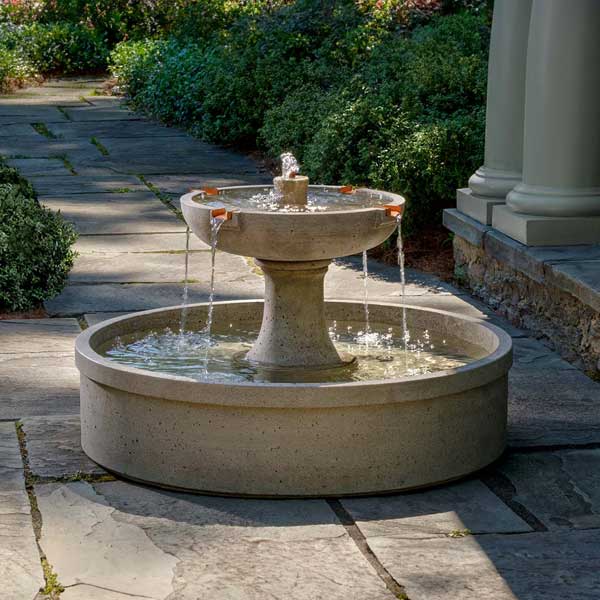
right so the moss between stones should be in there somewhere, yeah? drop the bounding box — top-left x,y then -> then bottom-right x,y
90,136 -> 109,156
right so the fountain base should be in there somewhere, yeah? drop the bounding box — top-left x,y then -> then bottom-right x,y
76,301 -> 512,497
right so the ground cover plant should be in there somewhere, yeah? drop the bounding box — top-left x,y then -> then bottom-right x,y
108,0 -> 491,240
0,161 -> 77,313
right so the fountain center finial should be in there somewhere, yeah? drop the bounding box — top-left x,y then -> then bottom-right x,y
274,152 -> 308,206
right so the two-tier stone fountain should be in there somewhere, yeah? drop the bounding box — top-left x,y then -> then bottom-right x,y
75,156 -> 512,496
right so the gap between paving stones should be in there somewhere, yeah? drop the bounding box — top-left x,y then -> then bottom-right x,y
14,420 -> 116,598
328,499 -> 409,599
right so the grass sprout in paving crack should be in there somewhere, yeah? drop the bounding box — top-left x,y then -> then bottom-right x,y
58,155 -> 77,175
90,136 -> 109,156
31,122 -> 57,139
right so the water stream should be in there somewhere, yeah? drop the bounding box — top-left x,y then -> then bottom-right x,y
362,249 -> 371,343
396,215 -> 410,356
200,214 -> 226,371
179,226 -> 192,334
204,215 -> 225,338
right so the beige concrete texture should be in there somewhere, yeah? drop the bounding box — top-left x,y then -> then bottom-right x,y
180,185 -> 404,262
75,300 -> 512,497
246,259 -> 348,368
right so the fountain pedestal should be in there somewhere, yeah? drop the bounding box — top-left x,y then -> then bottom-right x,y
246,259 -> 350,369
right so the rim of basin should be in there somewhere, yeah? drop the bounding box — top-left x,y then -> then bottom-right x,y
75,300 -> 513,409
180,185 -> 405,216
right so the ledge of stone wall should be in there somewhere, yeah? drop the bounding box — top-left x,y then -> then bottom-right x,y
443,209 -> 600,376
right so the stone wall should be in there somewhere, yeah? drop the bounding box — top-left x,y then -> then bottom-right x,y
453,235 -> 600,378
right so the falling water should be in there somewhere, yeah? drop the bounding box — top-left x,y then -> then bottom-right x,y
396,215 -> 410,355
179,226 -> 192,334
204,215 -> 225,337
200,214 -> 225,372
362,249 -> 371,340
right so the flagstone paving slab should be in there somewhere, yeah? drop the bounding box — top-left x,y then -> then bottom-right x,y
83,137 -> 263,176
367,529 -> 600,600
508,367 -> 600,447
494,450 -> 600,530
0,103 -> 75,118
74,232 -> 208,253
61,105 -> 143,122
327,259 -> 456,299
37,480 -> 395,600
46,120 -> 188,140
5,157 -> 73,176
0,490 -> 45,600
511,337 -> 578,372
68,251 -> 258,284
41,196 -> 183,235
0,139 -> 102,160
0,123 -> 46,139
0,354 -> 79,419
21,416 -> 106,479
148,173 -> 271,198
45,281 -> 264,316
84,313 -> 129,327
341,479 -> 531,539
0,424 -> 45,599
0,422 -> 24,493
32,175 -> 147,196
0,319 -> 80,354
37,482 -> 178,598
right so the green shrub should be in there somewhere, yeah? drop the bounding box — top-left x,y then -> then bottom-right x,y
0,23 -> 36,90
0,170 -> 77,312
21,23 -> 109,74
0,47 -> 33,91
0,163 -> 36,198
370,109 -> 485,235
110,39 -> 164,98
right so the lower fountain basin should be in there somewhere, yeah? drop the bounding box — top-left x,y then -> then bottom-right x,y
75,301 -> 512,497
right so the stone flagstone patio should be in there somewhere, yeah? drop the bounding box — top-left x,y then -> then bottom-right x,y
1,78 -> 599,599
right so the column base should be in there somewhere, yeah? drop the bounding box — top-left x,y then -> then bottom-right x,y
507,183 -> 600,217
492,205 -> 600,246
457,188 -> 505,225
468,166 -> 521,199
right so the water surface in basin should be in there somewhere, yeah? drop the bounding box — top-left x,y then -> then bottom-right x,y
198,187 -> 391,213
101,320 -> 487,384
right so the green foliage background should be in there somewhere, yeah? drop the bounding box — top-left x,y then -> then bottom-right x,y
109,1 -> 490,235
0,0 -> 491,237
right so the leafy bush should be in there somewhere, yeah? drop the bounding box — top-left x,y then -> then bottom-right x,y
0,46 -> 33,91
20,23 -> 109,74
0,162 -> 36,197
0,166 -> 77,313
0,23 -> 35,90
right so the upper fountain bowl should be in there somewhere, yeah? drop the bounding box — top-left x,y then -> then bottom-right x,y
180,185 -> 405,261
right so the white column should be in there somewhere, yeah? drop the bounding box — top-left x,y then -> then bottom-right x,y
494,0 -> 600,245
457,0 -> 532,225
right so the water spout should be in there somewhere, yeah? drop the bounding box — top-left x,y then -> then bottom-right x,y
274,153 -> 308,206
281,152 -> 300,179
